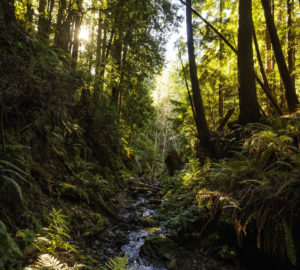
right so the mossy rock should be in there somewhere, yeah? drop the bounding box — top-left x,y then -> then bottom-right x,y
56,183 -> 89,204
138,216 -> 159,227
140,235 -> 178,261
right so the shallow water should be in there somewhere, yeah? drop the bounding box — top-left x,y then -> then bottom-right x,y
120,197 -> 167,270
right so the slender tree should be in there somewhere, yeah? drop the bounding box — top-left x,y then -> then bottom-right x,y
237,0 -> 261,124
186,0 -> 211,154
218,0 -> 224,123
261,0 -> 299,112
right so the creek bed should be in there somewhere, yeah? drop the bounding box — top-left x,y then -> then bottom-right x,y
120,196 -> 167,270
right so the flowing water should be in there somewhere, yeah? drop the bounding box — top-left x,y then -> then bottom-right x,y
120,197 -> 167,270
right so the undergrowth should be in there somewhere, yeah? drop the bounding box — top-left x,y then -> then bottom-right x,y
0,25 -> 130,270
159,120 -> 300,267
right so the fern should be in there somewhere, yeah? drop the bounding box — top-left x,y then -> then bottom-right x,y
0,220 -> 21,269
283,222 -> 297,266
105,256 -> 129,270
0,159 -> 29,203
24,254 -> 85,269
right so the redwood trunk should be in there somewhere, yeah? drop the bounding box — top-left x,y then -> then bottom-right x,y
237,0 -> 261,124
287,0 -> 296,90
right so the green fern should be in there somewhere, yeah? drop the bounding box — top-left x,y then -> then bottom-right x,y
0,220 -> 21,269
283,221 -> 297,266
0,159 -> 29,203
105,256 -> 129,270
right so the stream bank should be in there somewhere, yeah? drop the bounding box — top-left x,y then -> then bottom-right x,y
97,177 -> 236,270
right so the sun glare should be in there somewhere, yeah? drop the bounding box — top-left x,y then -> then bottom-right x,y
79,26 -> 89,41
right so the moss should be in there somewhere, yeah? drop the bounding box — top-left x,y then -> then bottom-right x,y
140,235 -> 178,261
56,183 -> 89,204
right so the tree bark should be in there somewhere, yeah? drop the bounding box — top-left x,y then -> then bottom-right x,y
218,0 -> 224,123
186,0 -> 211,153
37,0 -> 47,38
71,13 -> 82,68
25,0 -> 34,32
265,0 -> 275,114
261,0 -> 299,112
287,0 -> 296,91
237,0 -> 261,124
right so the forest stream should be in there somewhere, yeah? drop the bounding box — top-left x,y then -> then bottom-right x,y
96,178 -> 235,270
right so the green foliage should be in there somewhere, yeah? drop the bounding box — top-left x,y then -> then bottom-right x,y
283,222 -> 297,266
0,158 -> 29,204
105,256 -> 130,270
0,220 -> 21,269
24,254 -> 85,270
36,208 -> 77,255
159,124 -> 300,264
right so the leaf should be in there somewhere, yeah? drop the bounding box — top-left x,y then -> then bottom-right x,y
283,222 -> 297,266
1,175 -> 24,203
106,256 -> 129,270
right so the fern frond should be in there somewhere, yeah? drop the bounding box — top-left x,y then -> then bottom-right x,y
0,168 -> 30,184
1,175 -> 24,203
106,256 -> 129,270
283,222 -> 297,266
35,253 -> 66,269
0,159 -> 28,176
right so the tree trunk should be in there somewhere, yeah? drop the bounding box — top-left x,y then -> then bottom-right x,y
25,0 -> 34,33
287,0 -> 296,91
111,37 -> 122,105
265,0 -> 275,114
0,0 -> 17,32
218,0 -> 224,123
186,0 -> 211,154
253,24 -> 283,115
261,0 -> 299,112
54,0 -> 67,48
37,0 -> 47,38
237,0 -> 261,124
44,0 -> 55,37
71,13 -> 82,69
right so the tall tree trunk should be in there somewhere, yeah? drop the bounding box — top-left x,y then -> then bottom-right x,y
237,0 -> 261,124
261,0 -> 299,112
218,0 -> 224,123
0,0 -> 17,32
287,0 -> 296,91
25,0 -> 34,33
44,0 -> 55,37
94,13 -> 104,102
111,37 -> 122,105
265,0 -> 275,114
253,24 -> 283,115
71,13 -> 82,69
37,0 -> 47,38
54,0 -> 67,47
186,0 -> 211,154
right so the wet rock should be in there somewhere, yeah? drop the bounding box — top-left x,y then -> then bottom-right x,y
140,235 -> 178,261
